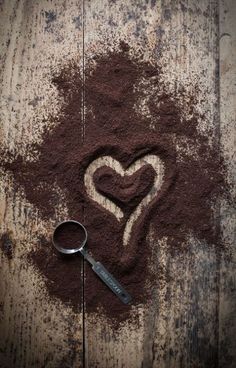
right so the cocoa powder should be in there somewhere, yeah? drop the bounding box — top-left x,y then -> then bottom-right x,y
94,164 -> 156,214
54,222 -> 86,250
1,42 -> 226,325
0,233 -> 13,260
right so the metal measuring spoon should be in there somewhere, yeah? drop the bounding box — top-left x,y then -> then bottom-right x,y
52,220 -> 132,304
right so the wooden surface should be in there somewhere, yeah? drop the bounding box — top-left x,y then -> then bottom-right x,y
0,1 -> 235,367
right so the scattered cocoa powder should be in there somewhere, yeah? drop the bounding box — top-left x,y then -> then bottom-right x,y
0,233 -> 13,260
32,240 -> 83,310
1,42 -> 227,325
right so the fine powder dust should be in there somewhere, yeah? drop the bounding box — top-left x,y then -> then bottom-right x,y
1,42 -> 227,325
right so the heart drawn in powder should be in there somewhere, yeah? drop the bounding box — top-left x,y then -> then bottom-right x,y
93,164 -> 156,214
84,155 -> 164,247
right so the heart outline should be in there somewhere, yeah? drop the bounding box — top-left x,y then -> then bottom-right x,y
84,154 -> 164,246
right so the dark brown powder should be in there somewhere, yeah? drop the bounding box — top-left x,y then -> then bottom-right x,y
54,222 -> 86,250
0,233 -> 14,260
94,164 -> 156,214
1,42 -> 227,325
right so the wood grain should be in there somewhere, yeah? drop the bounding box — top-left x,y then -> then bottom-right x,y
0,1 -> 84,367
83,1 -> 235,367
0,0 -> 235,367
219,1 -> 236,367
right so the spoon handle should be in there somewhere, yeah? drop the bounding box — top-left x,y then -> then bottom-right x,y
92,261 -> 132,304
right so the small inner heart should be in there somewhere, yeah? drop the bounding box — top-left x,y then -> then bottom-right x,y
93,164 -> 156,214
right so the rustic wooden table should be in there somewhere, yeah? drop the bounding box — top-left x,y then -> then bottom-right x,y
0,1 -> 235,367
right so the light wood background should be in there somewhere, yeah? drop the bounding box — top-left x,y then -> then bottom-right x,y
0,1 -> 235,367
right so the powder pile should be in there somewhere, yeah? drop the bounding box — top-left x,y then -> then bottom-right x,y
1,42 -> 226,324
54,222 -> 86,250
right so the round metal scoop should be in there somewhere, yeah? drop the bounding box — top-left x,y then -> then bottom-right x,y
52,220 -> 132,304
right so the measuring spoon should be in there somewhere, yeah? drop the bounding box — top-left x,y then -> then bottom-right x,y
52,220 -> 132,304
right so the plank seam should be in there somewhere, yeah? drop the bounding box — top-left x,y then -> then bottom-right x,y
82,0 -> 86,367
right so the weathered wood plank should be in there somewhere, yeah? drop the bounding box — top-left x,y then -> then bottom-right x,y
83,1 -> 165,366
83,1 -> 223,367
219,1 -> 236,367
143,3 -> 221,367
0,0 -> 235,367
0,1 -> 84,367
